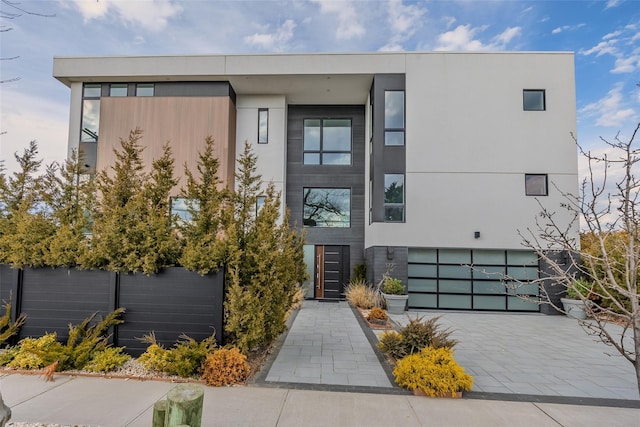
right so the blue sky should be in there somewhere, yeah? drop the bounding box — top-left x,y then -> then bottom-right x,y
1,0 -> 639,175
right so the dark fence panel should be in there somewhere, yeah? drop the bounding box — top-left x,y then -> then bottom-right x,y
0,265 -> 15,315
118,268 -> 224,356
18,268 -> 112,341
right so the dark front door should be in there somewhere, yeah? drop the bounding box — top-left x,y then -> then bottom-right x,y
315,245 -> 349,299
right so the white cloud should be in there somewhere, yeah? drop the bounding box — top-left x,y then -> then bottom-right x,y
379,0 -> 426,51
311,0 -> 365,40
434,24 -> 520,51
68,0 -> 183,32
605,0 -> 622,9
603,30 -> 622,40
244,20 -> 296,52
551,23 -> 585,35
611,54 -> 640,73
443,16 -> 456,29
522,6 -> 533,14
580,40 -> 618,57
580,83 -> 637,127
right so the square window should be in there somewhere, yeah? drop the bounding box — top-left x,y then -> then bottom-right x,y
110,84 -> 128,97
171,197 -> 198,224
136,83 -> 154,97
303,119 -> 352,165
523,90 -> 545,111
385,131 -> 404,146
303,188 -> 350,227
258,108 -> 268,144
525,174 -> 548,196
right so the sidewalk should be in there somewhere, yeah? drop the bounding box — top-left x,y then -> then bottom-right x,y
2,373 -> 639,427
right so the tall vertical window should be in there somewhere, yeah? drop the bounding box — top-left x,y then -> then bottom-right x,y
384,174 -> 405,222
109,84 -> 128,97
303,119 -> 352,165
81,84 -> 101,143
523,90 -> 545,111
303,188 -> 351,227
384,90 -> 405,146
258,108 -> 269,144
256,195 -> 266,214
136,83 -> 154,96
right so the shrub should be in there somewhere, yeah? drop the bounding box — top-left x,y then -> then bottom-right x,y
0,301 -> 26,345
377,316 -> 457,360
6,333 -> 67,370
366,307 -> 389,323
353,263 -> 367,282
345,279 -> 381,309
382,276 -> 405,295
84,347 -> 130,373
201,347 -> 250,386
393,346 -> 473,397
378,331 -> 406,360
138,332 -> 216,378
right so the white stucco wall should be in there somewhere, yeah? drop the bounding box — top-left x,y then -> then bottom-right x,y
235,96 -> 287,217
365,52 -> 579,250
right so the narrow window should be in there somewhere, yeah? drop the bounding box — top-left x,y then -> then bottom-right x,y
136,83 -> 155,97
303,119 -> 352,165
303,188 -> 351,227
525,174 -> 548,196
171,197 -> 198,224
258,108 -> 269,144
81,84 -> 101,143
384,174 -> 405,222
256,195 -> 266,214
384,90 -> 405,146
83,84 -> 101,98
523,90 -> 545,111
109,84 -> 128,97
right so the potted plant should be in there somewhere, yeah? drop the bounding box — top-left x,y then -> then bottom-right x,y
560,278 -> 592,320
380,275 -> 408,315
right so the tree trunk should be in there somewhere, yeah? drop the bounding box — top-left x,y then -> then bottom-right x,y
165,384 -> 204,427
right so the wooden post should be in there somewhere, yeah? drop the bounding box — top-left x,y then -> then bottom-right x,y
152,399 -> 167,427
165,384 -> 204,427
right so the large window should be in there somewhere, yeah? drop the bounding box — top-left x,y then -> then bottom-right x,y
523,89 -> 545,111
258,108 -> 269,144
303,119 -> 352,165
525,174 -> 548,196
384,90 -> 405,146
384,174 -> 405,222
303,188 -> 350,227
81,84 -> 101,143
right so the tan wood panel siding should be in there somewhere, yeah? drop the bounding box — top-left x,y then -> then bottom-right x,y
97,97 -> 235,193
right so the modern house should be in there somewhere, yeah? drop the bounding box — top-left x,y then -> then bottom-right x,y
53,52 -> 579,312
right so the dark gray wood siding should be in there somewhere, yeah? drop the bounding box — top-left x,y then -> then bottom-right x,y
286,105 -> 366,276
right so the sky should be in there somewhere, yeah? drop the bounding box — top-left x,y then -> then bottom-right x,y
1,0 -> 639,178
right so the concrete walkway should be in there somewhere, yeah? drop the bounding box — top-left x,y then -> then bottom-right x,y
2,373 -> 639,426
265,300 -> 392,388
389,311 -> 639,401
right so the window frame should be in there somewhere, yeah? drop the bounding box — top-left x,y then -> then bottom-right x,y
302,187 -> 351,228
523,89 -> 546,111
384,173 -> 405,222
525,174 -> 548,196
136,83 -> 155,97
258,108 -> 269,144
384,90 -> 405,146
109,83 -> 128,97
303,118 -> 353,165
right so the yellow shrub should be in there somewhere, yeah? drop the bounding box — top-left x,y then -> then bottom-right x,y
393,346 -> 473,397
202,347 -> 250,386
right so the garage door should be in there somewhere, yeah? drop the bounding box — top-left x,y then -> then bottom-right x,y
407,248 -> 539,312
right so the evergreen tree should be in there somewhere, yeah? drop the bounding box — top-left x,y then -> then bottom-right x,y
224,143 -> 307,352
179,136 -> 229,274
0,141 -> 55,267
42,149 -> 94,267
88,129 -> 180,274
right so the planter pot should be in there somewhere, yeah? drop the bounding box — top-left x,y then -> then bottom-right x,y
413,389 -> 462,398
560,298 -> 587,320
382,292 -> 408,314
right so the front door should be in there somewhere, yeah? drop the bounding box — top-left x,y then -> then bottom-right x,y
315,245 -> 349,299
